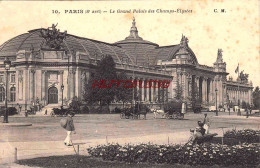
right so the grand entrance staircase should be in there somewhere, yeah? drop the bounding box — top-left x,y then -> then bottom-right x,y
36,104 -> 62,116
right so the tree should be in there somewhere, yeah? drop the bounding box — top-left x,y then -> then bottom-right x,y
253,86 -> 260,110
174,76 -> 183,100
116,72 -> 134,107
69,96 -> 81,113
84,55 -> 118,112
188,82 -> 201,113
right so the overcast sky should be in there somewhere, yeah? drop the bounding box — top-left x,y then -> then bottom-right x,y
0,0 -> 259,87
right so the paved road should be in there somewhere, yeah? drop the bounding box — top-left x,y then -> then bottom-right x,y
1,112 -> 259,142
0,111 -> 259,165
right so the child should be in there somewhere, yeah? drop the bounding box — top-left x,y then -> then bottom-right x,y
64,111 -> 76,146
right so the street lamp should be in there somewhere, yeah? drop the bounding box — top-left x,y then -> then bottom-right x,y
3,57 -> 11,123
61,84 -> 64,109
215,88 -> 218,116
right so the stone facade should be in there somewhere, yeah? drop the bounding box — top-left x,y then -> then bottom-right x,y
0,18 -> 253,111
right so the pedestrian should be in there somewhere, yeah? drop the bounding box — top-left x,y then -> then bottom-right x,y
186,121 -> 206,145
45,109 -> 47,115
246,107 -> 249,118
181,102 -> 186,114
63,111 -> 76,146
203,113 -> 210,134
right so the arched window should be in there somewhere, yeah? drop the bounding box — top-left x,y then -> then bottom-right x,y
10,87 -> 16,102
0,87 -> 5,102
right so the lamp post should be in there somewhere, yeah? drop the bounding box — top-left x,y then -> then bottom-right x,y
215,88 -> 218,116
61,84 -> 64,109
3,57 -> 11,123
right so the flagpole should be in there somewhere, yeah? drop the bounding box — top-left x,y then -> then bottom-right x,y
237,63 -> 241,115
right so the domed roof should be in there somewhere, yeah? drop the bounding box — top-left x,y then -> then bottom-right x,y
114,17 -> 158,46
0,28 -> 135,64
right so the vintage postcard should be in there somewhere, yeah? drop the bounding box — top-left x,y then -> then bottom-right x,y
0,0 -> 259,167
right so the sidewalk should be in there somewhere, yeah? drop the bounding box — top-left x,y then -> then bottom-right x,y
0,131 -> 192,165
213,114 -> 260,119
0,128 -> 230,166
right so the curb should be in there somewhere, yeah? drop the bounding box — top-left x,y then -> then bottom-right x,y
0,123 -> 32,127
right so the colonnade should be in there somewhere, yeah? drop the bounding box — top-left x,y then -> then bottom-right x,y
130,78 -> 169,103
227,87 -> 252,105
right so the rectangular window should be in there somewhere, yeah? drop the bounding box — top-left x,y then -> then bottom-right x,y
0,75 -> 3,83
11,74 -> 15,83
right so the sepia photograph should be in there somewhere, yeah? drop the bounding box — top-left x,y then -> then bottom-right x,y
0,0 -> 259,167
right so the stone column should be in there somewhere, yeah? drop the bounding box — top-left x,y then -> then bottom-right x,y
30,70 -> 35,103
165,87 -> 168,102
183,73 -> 187,99
205,78 -> 209,103
248,89 -> 252,105
244,91 -> 246,103
142,79 -> 145,101
219,79 -> 223,106
70,69 -> 76,99
41,70 -> 46,102
155,80 -> 158,103
135,77 -> 139,102
35,70 -> 41,102
24,69 -> 29,106
58,71 -> 64,103
76,68 -> 80,99
214,78 -> 218,107
233,89 -> 235,103
241,90 -> 244,103
209,79 -> 213,102
144,79 -> 147,101
151,79 -> 154,102
67,70 -> 70,100
18,70 -> 23,101
235,89 -> 237,104
146,79 -> 150,102
201,78 -> 205,103
245,90 -> 248,103
195,76 -> 199,88
137,78 -> 141,101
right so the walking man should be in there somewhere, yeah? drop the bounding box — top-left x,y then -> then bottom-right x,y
203,113 -> 210,134
246,107 -> 249,118
64,111 -> 76,146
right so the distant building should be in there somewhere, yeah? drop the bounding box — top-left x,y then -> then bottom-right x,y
0,18 -> 253,111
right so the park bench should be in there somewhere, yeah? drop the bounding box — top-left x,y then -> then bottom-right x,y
185,132 -> 218,146
196,133 -> 218,144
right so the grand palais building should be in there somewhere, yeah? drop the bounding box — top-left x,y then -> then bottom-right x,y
0,18 -> 253,112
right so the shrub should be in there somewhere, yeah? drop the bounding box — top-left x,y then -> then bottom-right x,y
69,96 -> 82,113
8,107 -> 18,115
224,129 -> 260,143
87,143 -> 260,166
80,105 -> 89,114
163,99 -> 182,113
113,107 -> 122,114
0,107 -> 18,116
242,101 -> 247,109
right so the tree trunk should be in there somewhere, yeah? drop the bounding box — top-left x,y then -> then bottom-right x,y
100,100 -> 102,113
